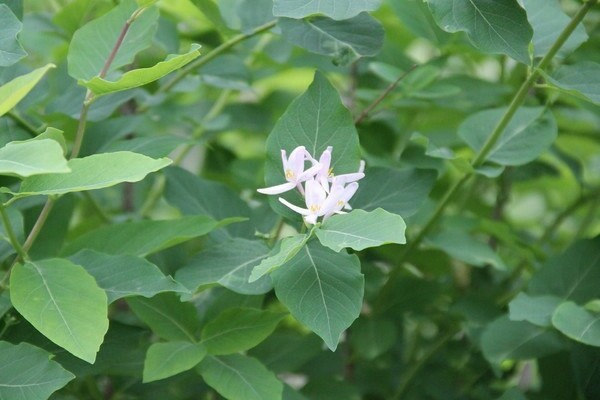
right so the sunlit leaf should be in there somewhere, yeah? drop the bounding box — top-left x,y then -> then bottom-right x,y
143,341 -> 206,382
0,139 -> 69,178
273,0 -> 382,20
249,234 -> 307,282
0,64 -> 55,118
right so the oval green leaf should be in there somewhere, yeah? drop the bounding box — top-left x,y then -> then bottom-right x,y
10,259 -> 109,363
0,139 -> 69,178
143,341 -> 207,383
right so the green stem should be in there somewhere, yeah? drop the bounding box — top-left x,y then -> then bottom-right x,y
82,192 -> 111,223
6,111 -> 40,137
157,20 -> 277,94
0,204 -> 28,262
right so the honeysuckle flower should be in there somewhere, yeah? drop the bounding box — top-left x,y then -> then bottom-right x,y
279,178 -> 330,225
257,146 -> 320,195
316,147 -> 365,192
333,160 -> 365,186
322,180 -> 359,219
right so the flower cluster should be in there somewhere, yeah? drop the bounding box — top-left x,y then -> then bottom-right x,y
258,146 -> 365,225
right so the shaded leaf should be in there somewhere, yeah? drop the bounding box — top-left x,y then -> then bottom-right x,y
0,4 -> 27,66
273,0 -> 381,20
143,341 -> 206,382
0,341 -> 74,399
176,238 -> 273,295
508,293 -> 562,327
426,230 -> 507,270
69,249 -> 188,303
428,0 -> 532,64
552,302 -> 600,347
10,259 -> 109,363
272,241 -> 364,351
62,215 -> 225,257
198,354 -> 283,400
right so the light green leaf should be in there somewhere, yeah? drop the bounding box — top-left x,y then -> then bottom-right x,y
426,230 -> 507,270
552,302 -> 600,347
459,107 -> 557,166
272,241 -> 364,351
249,234 -> 307,282
198,354 -> 283,400
127,293 -> 201,342
428,0 -> 532,64
316,208 -> 406,252
34,127 -> 67,154
201,308 -> 286,355
547,62 -> 600,106
0,139 -> 69,178
10,259 -> 109,363
176,238 -> 273,295
481,316 -> 564,365
18,151 -> 171,196
69,250 -> 189,303
67,0 -> 159,80
350,167 -> 437,218
521,0 -> 588,58
80,44 -> 201,97
264,72 -> 361,219
62,215 -> 225,257
278,13 -> 384,66
273,0 -> 381,20
0,64 -> 55,118
143,341 -> 206,383
0,4 -> 27,66
0,341 -> 74,399
509,293 -> 562,327
528,237 -> 600,303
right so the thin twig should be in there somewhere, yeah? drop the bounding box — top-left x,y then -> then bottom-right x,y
354,64 -> 418,125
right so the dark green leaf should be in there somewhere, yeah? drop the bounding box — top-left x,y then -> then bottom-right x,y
272,241 -> 364,351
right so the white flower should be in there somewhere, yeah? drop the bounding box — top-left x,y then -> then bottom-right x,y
279,178 -> 329,225
257,146 -> 320,195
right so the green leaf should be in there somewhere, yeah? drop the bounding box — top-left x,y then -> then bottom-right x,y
34,127 -> 67,154
278,13 -> 384,66
62,215 -> 223,257
143,341 -> 206,383
264,72 -> 361,219
521,0 -> 588,58
175,238 -> 273,295
164,167 -> 253,240
428,0 -> 533,64
198,354 -> 283,400
69,249 -> 189,303
127,293 -> 201,342
80,44 -> 201,97
102,136 -> 188,158
509,293 -> 562,327
481,316 -> 564,365
249,234 -> 307,282
426,230 -> 507,270
552,302 -> 600,347
201,308 -> 286,355
316,208 -> 406,252
528,237 -> 600,303
0,4 -> 27,66
350,167 -> 437,218
272,241 -> 364,351
350,318 -> 397,360
0,64 -> 55,118
0,139 -> 69,178
273,0 -> 381,20
218,0 -> 273,33
18,151 -> 171,196
0,341 -> 74,399
547,62 -> 600,106
67,0 -> 159,80
459,107 -> 557,166
10,259 -> 109,363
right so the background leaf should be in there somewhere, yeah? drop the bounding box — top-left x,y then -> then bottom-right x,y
273,0 -> 382,20
509,293 -> 562,327
0,4 -> 27,66
427,0 -> 533,64
0,64 -> 54,118
0,341 -> 74,399
316,208 -> 406,252
552,302 -> 600,347
143,341 -> 206,382
272,241 -> 364,350
278,13 -> 384,65
547,62 -> 600,106
10,259 -> 109,363
67,0 -> 159,80
198,354 -> 284,400
19,151 -> 171,196
459,107 -> 557,166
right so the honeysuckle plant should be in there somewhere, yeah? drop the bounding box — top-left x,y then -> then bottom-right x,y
0,0 -> 599,399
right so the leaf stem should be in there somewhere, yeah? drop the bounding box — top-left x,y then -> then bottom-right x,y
158,20 -> 277,94
0,204 -> 28,263
353,64 -> 417,125
6,111 -> 41,137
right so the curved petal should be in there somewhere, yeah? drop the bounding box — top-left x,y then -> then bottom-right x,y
257,182 -> 296,195
305,179 -> 326,210
279,197 -> 310,216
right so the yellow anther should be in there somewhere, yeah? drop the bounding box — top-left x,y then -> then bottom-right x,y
309,205 -> 321,212
285,170 -> 295,179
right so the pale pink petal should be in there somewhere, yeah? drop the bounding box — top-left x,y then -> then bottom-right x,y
287,146 -> 307,177
257,182 -> 296,195
341,182 -> 359,203
333,172 -> 365,185
298,163 -> 321,181
305,179 -> 326,210
279,197 -> 310,216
